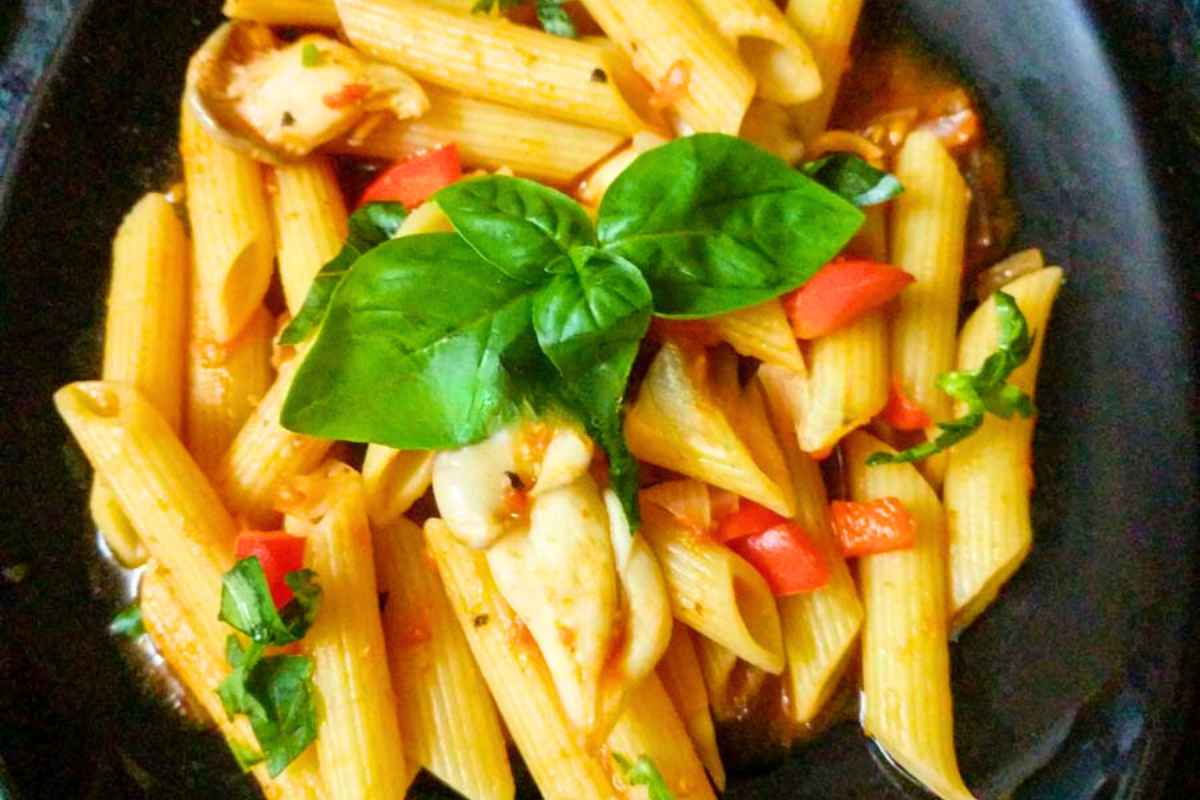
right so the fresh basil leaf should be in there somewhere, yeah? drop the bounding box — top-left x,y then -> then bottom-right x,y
869,291 -> 1035,465
279,202 -> 409,345
228,738 -> 265,772
597,134 -> 863,318
109,604 -> 144,638
612,753 -> 675,800
219,558 -> 321,646
218,637 -> 318,778
801,153 -> 903,207
282,233 -> 543,449
535,0 -> 576,37
532,247 -> 650,525
435,176 -> 595,283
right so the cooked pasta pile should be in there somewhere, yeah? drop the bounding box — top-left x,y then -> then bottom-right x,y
55,2 -> 1063,799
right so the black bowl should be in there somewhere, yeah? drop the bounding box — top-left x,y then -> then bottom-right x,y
1,1 -> 1197,798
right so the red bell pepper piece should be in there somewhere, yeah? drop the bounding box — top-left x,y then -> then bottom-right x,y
728,522 -> 830,595
358,144 -> 462,209
830,497 -> 917,557
881,378 -> 933,430
235,531 -> 307,608
715,499 -> 787,543
782,259 -> 914,339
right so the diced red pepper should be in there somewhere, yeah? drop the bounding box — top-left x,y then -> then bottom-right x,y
648,317 -> 723,348
830,497 -> 916,557
358,144 -> 463,209
715,499 -> 787,543
235,531 -> 307,608
728,522 -> 830,595
322,82 -> 371,109
783,259 -> 915,339
881,378 -> 932,431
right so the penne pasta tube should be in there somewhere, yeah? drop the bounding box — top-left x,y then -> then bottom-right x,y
626,342 -> 794,516
361,445 -> 435,528
760,374 -> 863,724
946,267 -> 1063,630
180,103 -> 274,344
709,298 -> 806,374
336,0 -> 652,135
890,131 -> 970,481
577,0 -> 755,134
291,463 -> 409,799
140,569 -> 327,800
376,518 -> 513,800
55,382 -> 235,639
186,304 -> 274,474
222,0 -> 339,27
845,431 -> 975,800
606,673 -> 717,800
333,86 -> 626,187
785,0 -> 865,142
657,625 -> 726,790
640,503 -> 785,674
690,0 -> 821,105
93,192 -> 189,566
424,518 -> 620,800
272,157 -> 348,317
739,99 -> 807,164
214,356 -> 333,529
694,634 -> 766,723
803,310 -> 889,453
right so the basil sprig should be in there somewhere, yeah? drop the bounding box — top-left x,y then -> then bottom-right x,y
613,753 -> 675,800
216,558 -> 323,777
281,134 -> 864,526
802,153 -> 904,207
868,291 -> 1035,465
109,603 -> 144,639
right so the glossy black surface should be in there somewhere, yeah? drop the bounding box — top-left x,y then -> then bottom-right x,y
0,1 -> 1197,798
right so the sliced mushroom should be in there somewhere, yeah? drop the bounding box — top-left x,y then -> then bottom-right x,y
186,22 -> 428,163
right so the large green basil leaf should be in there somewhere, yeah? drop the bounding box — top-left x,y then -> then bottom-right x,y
281,233 -> 540,449
435,176 -> 596,283
801,153 -> 904,207
532,248 -> 650,525
596,134 -> 864,318
279,202 -> 409,345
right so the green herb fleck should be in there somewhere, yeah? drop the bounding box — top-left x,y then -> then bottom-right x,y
471,0 -> 576,37
228,738 -> 265,772
219,558 -> 322,646
801,153 -> 903,207
868,291 -> 1035,465
613,752 -> 675,800
301,42 -> 322,68
110,603 -> 145,638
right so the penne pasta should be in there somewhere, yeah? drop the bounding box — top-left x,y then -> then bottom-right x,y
803,310 -> 889,453
55,382 -> 235,640
424,518 -> 620,800
739,98 -> 807,163
292,463 -> 410,800
213,356 -> 333,528
640,503 -> 785,674
785,0 -> 865,142
222,0 -> 339,27
361,446 -> 435,528
690,0 -> 821,105
185,304 -> 274,474
694,634 -> 766,723
577,0 -> 755,134
890,131 -> 970,482
760,374 -> 863,724
272,157 -> 348,317
333,86 -> 626,187
336,0 -> 652,135
180,102 -> 275,344
626,342 -> 794,516
946,267 -> 1063,630
92,192 -> 189,566
709,298 -> 807,374
845,431 -> 975,800
376,517 -> 513,800
657,625 -> 726,790
140,569 -> 328,800
606,673 -> 717,800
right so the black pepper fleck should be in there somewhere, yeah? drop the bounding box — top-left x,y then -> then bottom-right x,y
473,614 -> 490,628
591,67 -> 608,83
281,111 -> 296,127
